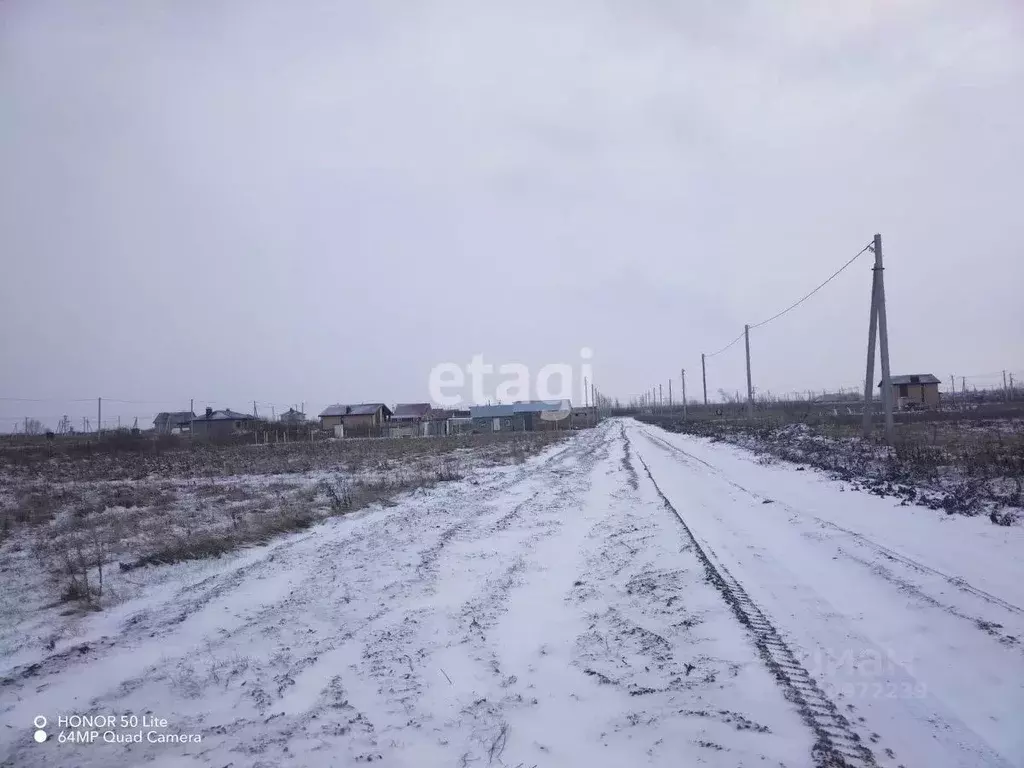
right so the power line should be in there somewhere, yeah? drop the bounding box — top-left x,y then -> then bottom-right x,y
0,397 -> 95,403
702,242 -> 870,359
705,330 -> 745,359
749,242 -> 873,331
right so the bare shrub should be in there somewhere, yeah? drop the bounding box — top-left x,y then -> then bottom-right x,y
435,460 -> 463,482
35,513 -> 110,606
321,479 -> 354,514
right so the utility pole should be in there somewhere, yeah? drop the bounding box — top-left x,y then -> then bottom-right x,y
668,379 -> 672,408
97,397 -> 102,437
681,368 -> 687,420
861,234 -> 894,442
874,235 -> 894,443
862,248 -> 879,440
659,384 -> 663,410
701,353 -> 708,406
744,324 -> 753,419
190,398 -> 194,438
584,376 -> 589,408
1003,370 -> 1009,402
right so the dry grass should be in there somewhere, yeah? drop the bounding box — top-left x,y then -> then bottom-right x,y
639,413 -> 1024,524
0,431 -> 565,607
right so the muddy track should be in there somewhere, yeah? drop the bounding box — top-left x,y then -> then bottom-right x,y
627,431 -> 877,768
639,427 -> 1023,616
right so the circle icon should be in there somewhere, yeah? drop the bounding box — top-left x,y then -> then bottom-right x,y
33,716 -> 46,729
33,730 -> 46,743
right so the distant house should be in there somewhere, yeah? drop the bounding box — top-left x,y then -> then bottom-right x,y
469,401 -> 572,432
390,403 -> 432,438
279,408 -> 306,425
513,400 -> 572,431
191,408 -> 256,439
470,404 -> 524,433
571,407 -> 596,429
430,408 -> 472,436
879,374 -> 941,409
319,403 -> 393,436
153,411 -> 195,435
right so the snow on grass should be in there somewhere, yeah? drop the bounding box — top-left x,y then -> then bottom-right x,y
640,414 -> 1024,524
1,424 -> 812,767
631,420 -> 1024,767
0,432 -> 564,671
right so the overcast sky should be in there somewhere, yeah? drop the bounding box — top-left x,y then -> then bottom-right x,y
2,0 -> 1022,429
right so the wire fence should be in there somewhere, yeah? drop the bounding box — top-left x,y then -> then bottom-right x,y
0,397 -> 324,436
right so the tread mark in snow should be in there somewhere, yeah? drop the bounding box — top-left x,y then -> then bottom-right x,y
629,433 -> 878,768
641,428 -> 1023,617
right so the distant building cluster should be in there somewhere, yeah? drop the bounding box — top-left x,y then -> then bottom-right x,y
154,399 -> 598,439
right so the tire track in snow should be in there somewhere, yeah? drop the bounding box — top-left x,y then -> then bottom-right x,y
439,429 -> 612,765
640,427 -> 1023,617
628,431 -> 878,768
2,435 -> 591,768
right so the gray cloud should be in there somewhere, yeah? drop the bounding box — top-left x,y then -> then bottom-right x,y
1,0 -> 1022,428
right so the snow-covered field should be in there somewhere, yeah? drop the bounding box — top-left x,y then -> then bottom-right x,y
2,419 -> 1022,767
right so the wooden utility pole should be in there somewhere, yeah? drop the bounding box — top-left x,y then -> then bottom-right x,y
744,324 -> 753,419
862,234 -> 894,442
1004,370 -> 1009,402
681,368 -> 687,420
668,379 -> 672,407
584,376 -> 589,408
659,384 -> 663,410
701,353 -> 708,405
190,398 -> 194,438
97,397 -> 102,436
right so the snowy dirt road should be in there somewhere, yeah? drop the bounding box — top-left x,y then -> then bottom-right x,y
3,419 -> 1022,767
